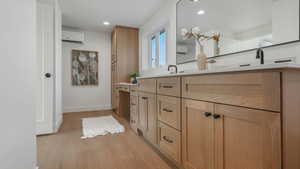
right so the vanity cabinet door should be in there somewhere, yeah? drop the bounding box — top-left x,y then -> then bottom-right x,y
138,92 -> 157,145
214,104 -> 281,169
130,95 -> 138,133
138,94 -> 148,133
182,99 -> 214,169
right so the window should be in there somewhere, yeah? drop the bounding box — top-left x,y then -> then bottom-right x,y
149,29 -> 167,68
151,36 -> 157,68
159,31 -> 167,66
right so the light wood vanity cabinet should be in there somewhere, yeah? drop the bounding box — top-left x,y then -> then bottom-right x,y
135,69 -> 300,169
138,92 -> 157,145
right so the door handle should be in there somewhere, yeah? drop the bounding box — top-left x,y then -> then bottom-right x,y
45,73 -> 51,78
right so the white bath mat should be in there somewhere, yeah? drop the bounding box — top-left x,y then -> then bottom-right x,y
81,115 -> 125,139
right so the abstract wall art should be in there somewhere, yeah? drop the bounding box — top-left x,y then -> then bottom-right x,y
71,50 -> 99,86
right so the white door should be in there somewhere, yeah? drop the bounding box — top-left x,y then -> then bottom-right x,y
36,2 -> 54,135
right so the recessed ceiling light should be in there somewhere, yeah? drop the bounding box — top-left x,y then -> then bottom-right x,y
190,0 -> 199,2
197,10 -> 205,15
103,21 -> 110,26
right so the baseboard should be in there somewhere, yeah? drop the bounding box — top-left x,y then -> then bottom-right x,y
55,115 -> 63,132
63,105 -> 112,113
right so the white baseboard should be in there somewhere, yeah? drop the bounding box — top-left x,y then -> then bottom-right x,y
55,115 -> 63,132
63,105 -> 112,113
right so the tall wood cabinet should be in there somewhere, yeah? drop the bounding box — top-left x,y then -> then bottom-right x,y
111,26 -> 139,112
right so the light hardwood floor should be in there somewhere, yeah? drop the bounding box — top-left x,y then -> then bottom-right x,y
37,111 -> 173,169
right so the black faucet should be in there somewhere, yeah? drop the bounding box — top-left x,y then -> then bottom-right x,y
256,48 -> 264,65
168,65 -> 178,74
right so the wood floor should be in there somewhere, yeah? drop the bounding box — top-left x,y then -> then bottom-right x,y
37,111 -> 173,169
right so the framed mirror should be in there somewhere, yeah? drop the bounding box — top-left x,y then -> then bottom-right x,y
176,0 -> 300,64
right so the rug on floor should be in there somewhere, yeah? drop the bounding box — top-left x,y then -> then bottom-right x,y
81,115 -> 125,139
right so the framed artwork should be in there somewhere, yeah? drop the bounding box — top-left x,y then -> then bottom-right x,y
71,50 -> 99,86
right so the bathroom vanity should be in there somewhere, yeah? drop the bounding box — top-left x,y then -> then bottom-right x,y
130,64 -> 300,169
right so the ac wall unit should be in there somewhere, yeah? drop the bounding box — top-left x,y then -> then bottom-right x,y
62,30 -> 84,43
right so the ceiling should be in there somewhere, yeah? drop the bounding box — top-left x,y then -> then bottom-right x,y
59,0 -> 167,32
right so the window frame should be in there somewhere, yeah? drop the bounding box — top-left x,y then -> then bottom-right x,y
148,27 -> 168,68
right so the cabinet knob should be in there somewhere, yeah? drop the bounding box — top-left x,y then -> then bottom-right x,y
213,114 -> 221,119
203,112 -> 212,117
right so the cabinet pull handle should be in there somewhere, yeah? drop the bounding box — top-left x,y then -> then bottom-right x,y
185,83 -> 189,91
203,112 -> 212,117
142,97 -> 148,100
162,85 -> 173,89
213,114 -> 221,119
162,108 -> 173,113
131,103 -> 136,106
163,136 -> 174,143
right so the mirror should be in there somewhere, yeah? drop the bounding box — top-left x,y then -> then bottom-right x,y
176,0 -> 300,64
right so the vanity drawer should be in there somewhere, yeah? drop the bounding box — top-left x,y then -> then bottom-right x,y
138,78 -> 156,93
157,95 -> 181,130
158,122 -> 181,164
182,72 -> 281,112
130,85 -> 138,96
157,77 -> 181,97
117,85 -> 130,92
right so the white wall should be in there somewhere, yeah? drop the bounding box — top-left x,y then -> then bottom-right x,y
0,0 -> 37,169
139,0 -> 177,75
62,30 -> 112,113
140,0 -> 300,75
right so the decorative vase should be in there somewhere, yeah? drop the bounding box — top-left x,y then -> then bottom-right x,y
196,42 -> 207,70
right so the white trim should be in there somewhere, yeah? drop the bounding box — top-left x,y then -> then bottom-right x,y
55,115 -> 63,132
63,105 -> 112,113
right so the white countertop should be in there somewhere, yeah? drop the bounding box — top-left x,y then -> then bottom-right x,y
137,63 -> 300,79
